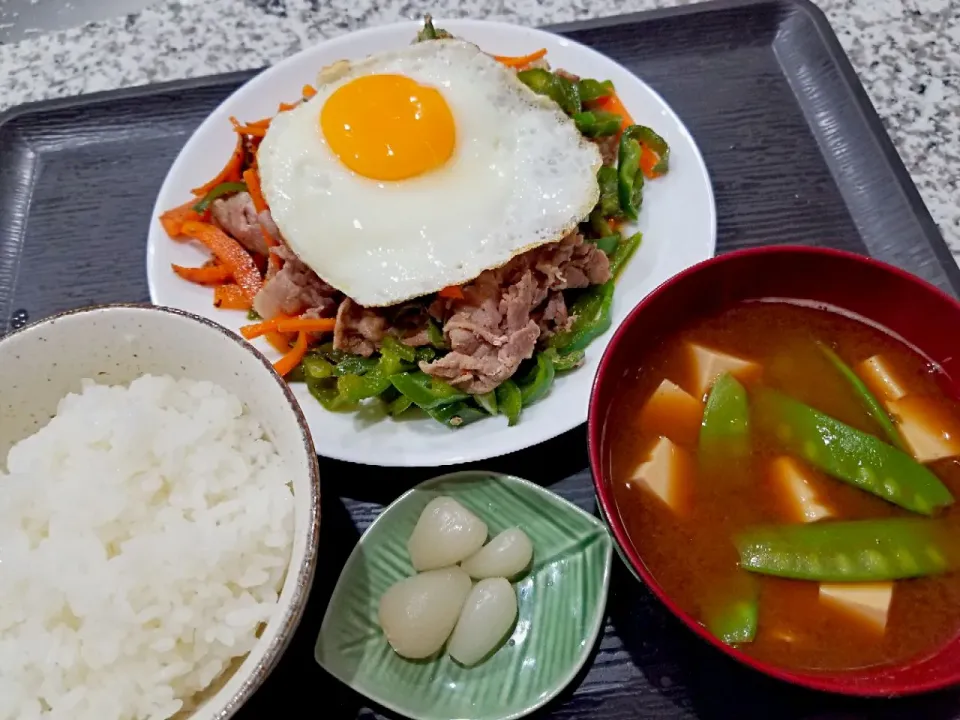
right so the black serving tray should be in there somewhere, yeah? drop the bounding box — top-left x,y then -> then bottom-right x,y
1,0 -> 958,717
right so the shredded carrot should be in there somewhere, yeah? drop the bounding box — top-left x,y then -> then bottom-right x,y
191,133 -> 244,196
278,101 -> 299,112
159,200 -> 203,239
274,331 -> 309,376
243,167 -> 268,214
181,221 -> 263,301
438,285 -> 464,300
276,317 -> 337,334
591,91 -> 634,130
261,226 -> 281,272
302,84 -> 317,99
493,48 -> 548,68
172,263 -> 232,285
230,116 -> 269,137
213,284 -> 251,310
265,331 -> 293,353
640,145 -> 662,179
241,315 -> 286,340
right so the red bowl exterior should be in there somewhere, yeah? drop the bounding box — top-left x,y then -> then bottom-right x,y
588,245 -> 960,697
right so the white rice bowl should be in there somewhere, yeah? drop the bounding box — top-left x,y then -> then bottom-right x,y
0,375 -> 295,720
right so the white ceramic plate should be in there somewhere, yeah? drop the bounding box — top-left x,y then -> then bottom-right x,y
146,19 -> 716,467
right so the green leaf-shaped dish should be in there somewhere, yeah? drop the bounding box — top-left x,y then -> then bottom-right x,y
316,470 -> 612,720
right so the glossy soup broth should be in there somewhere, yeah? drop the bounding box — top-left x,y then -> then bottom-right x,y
606,300 -> 960,671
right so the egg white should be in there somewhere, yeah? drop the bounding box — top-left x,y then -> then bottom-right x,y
258,40 -> 601,307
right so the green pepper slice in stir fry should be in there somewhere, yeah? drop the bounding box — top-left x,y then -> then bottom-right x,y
193,181 -> 247,214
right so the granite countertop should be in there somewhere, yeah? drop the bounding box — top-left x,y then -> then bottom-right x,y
0,0 -> 957,259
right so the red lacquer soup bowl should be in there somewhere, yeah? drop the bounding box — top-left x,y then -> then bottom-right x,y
587,245 -> 960,696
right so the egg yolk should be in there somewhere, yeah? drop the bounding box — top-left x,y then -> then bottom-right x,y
320,74 -> 456,181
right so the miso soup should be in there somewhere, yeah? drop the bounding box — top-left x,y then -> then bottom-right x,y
607,300 -> 960,671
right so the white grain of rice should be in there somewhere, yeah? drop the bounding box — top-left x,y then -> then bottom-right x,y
0,375 -> 295,720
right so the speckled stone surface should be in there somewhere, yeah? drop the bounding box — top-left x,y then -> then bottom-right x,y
0,0 -> 957,259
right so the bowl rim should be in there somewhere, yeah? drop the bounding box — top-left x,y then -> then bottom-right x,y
0,302 -> 322,719
587,244 -> 960,697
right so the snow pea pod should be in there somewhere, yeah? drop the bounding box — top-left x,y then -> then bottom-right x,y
703,576 -> 758,645
754,388 -> 953,514
700,373 -> 750,458
736,518 -> 956,581
818,342 -> 904,450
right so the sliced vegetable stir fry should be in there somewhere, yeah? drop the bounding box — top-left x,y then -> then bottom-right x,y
158,17 -> 671,428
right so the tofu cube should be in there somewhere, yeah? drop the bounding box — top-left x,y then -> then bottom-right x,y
630,437 -> 693,515
819,582 -> 893,633
688,343 -> 762,398
769,456 -> 833,523
887,396 -> 960,463
857,355 -> 907,402
640,379 -> 703,446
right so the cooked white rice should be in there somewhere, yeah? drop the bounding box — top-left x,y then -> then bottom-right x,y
0,375 -> 295,720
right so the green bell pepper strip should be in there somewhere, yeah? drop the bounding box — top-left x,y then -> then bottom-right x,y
475,391 -> 498,415
700,373 -> 750,457
594,233 -> 620,255
286,363 -> 306,383
302,355 -> 334,380
426,402 -> 488,428
754,389 -> 954,514
426,318 -> 447,349
381,335 -> 416,363
336,372 -> 392,403
608,232 -> 642,281
625,124 -> 670,174
518,353 -> 556,406
416,15 -> 452,41
306,377 -> 357,412
192,181 -> 247,214
548,281 -> 615,353
595,165 -> 622,219
516,69 -> 581,115
415,346 -> 437,363
246,308 -> 262,321
573,111 -> 622,138
588,208 -> 613,239
387,394 -> 414,416
378,336 -> 417,376
333,355 -> 378,377
577,78 -> 614,103
703,577 -> 759,645
736,518 -> 957,581
543,347 -> 585,372
818,342 -> 905,450
496,379 -> 523,426
389,372 -> 469,409
617,134 -> 644,220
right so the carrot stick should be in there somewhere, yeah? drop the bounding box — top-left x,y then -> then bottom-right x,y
276,317 -> 337,334
265,331 -> 293,353
213,284 -> 251,310
274,331 -> 309,377
591,91 -> 634,130
438,285 -> 464,300
278,101 -> 299,112
244,167 -> 268,214
230,116 -> 269,137
159,200 -> 203,239
302,84 -> 317,99
191,133 -> 244,196
640,145 -> 662,179
493,48 -> 548,68
241,315 -> 287,340
171,263 -> 232,285
181,221 -> 263,301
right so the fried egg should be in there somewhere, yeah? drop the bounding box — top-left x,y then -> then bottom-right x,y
258,40 -> 601,307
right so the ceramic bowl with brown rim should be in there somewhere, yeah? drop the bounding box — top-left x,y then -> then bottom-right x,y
0,304 -> 321,720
